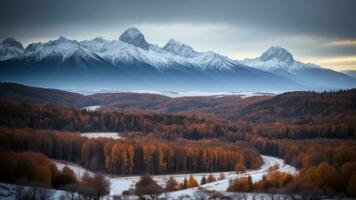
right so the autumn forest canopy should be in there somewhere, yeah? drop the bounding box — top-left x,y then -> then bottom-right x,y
0,83 -> 355,197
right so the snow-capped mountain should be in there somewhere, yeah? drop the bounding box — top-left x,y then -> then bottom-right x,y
241,47 -> 356,89
0,38 -> 24,61
242,47 -> 313,73
24,36 -> 84,61
1,27 -> 353,91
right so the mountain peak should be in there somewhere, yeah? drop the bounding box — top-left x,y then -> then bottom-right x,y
260,46 -> 294,64
93,37 -> 106,43
163,39 -> 198,58
119,27 -> 149,50
56,36 -> 74,43
165,39 -> 183,46
2,37 -> 24,49
47,37 -> 78,47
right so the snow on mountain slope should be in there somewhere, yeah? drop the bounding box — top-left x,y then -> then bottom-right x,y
342,70 -> 356,79
190,51 -> 238,71
80,37 -> 109,51
162,38 -> 243,71
163,39 -> 199,58
23,36 -> 99,62
0,38 -> 24,61
241,46 -> 356,89
95,39 -> 193,70
161,38 -> 239,71
242,46 -> 316,73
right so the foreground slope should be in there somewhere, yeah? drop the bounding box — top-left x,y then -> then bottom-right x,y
0,82 -> 89,107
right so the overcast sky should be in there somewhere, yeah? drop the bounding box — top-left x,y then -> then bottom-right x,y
1,0 -> 355,70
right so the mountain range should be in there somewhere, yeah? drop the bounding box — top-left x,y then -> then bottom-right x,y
0,27 -> 355,91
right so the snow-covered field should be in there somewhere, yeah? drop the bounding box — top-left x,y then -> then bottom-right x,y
64,87 -> 280,98
0,183 -> 69,200
52,155 -> 296,197
126,90 -> 279,98
80,132 -> 122,140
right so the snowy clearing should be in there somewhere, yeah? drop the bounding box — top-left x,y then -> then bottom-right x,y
80,132 -> 122,140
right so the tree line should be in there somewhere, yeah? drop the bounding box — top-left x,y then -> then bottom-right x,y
228,163 -> 356,197
0,128 -> 262,176
2,101 -> 354,142
0,101 -> 247,141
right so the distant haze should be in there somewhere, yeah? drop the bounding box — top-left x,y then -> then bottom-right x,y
0,0 -> 356,70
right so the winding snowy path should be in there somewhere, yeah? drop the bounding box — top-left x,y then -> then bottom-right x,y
167,155 -> 296,198
53,155 -> 296,197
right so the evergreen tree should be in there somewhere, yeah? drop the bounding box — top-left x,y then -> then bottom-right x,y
200,176 -> 207,185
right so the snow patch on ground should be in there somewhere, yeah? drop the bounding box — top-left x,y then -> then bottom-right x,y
82,105 -> 101,111
53,160 -> 95,178
80,132 -> 122,140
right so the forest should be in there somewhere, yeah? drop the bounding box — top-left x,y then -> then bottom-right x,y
0,128 -> 263,176
228,136 -> 356,196
0,88 -> 355,198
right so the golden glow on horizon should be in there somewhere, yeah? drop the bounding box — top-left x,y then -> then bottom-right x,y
302,56 -> 356,71
327,40 -> 356,47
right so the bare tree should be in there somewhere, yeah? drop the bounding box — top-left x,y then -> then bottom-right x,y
134,174 -> 163,200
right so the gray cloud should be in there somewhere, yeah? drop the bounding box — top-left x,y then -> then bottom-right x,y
1,0 -> 355,38
1,0 -> 356,70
